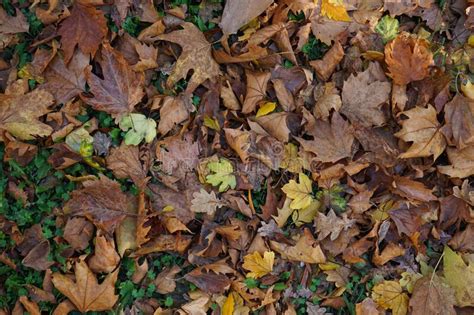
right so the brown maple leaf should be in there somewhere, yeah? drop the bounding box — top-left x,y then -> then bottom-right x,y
395,104 -> 446,160
106,142 -> 149,189
51,259 -> 119,312
341,62 -> 391,127
82,43 -> 145,118
0,89 -> 54,140
297,112 -> 354,163
242,70 -> 271,114
409,275 -> 456,315
155,22 -> 220,93
57,2 -> 108,63
385,33 -> 433,85
63,175 -> 132,234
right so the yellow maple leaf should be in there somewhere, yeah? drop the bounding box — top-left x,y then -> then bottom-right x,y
443,246 -> 474,307
321,0 -> 351,22
256,102 -> 276,118
292,200 -> 321,227
282,173 -> 314,209
242,251 -> 275,279
372,280 -> 408,315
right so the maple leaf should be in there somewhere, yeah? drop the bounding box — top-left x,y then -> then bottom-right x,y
119,113 -> 157,145
282,173 -> 314,210
88,231 -> 120,274
156,22 -> 220,93
219,0 -> 274,34
57,2 -> 107,63
385,33 -> 433,85
442,94 -> 474,149
63,175 -> 132,234
205,158 -> 236,192
0,89 -> 54,140
51,259 -> 119,312
437,145 -> 474,178
372,280 -> 409,315
242,251 -> 275,279
270,229 -> 326,264
321,0 -> 351,22
293,200 -> 321,227
242,70 -> 271,114
442,246 -> 474,307
315,209 -> 355,241
280,143 -> 305,173
106,142 -> 148,189
297,112 -> 354,163
394,105 -> 446,160
82,43 -> 145,118
409,275 -> 456,315
190,189 -> 224,216
313,82 -> 342,120
341,62 -> 391,127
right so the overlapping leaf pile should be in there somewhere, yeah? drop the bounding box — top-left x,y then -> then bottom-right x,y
0,0 -> 474,314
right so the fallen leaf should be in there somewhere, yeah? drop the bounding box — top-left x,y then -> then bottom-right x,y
181,296 -> 210,315
310,41 -> 344,81
437,145 -> 474,178
119,113 -> 157,145
222,293 -> 234,315
372,280 -> 408,315
63,217 -> 94,251
156,22 -> 220,93
313,82 -> 342,120
157,96 -> 189,135
51,259 -> 119,312
242,251 -> 275,279
242,70 -> 271,114
82,43 -> 145,118
154,265 -> 181,294
190,189 -> 224,216
409,275 -> 456,315
384,33 -> 433,85
58,2 -> 107,63
255,112 -> 301,142
19,296 -> 40,315
442,246 -> 474,307
270,229 -> 326,264
395,105 -> 446,160
315,209 -> 356,241
256,101 -> 276,118
375,15 -> 399,43
341,62 -> 391,127
321,0 -> 351,22
205,158 -> 237,192
391,176 -> 436,202
442,94 -> 474,149
355,298 -> 381,315
88,231 -> 120,274
297,112 -> 354,163
0,89 -> 54,140
106,142 -> 148,188
282,173 -> 314,210
63,175 -> 132,234
219,0 -> 274,34
0,8 -> 29,35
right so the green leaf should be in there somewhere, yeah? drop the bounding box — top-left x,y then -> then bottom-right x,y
205,158 -> 236,192
119,113 -> 157,146
375,15 -> 399,44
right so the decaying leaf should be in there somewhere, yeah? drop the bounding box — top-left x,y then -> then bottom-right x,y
190,189 -> 224,216
409,275 -> 456,315
52,259 -> 119,312
270,229 -> 326,264
242,70 -> 271,114
442,246 -> 474,307
372,280 -> 409,315
219,0 -> 274,34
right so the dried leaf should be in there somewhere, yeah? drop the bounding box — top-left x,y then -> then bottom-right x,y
190,189 -> 224,216
219,0 -> 274,34
282,173 -> 314,210
315,209 -> 355,241
409,275 -> 456,315
442,246 -> 474,307
242,251 -> 275,279
51,259 -> 119,312
270,229 -> 326,264
205,158 -> 236,192
242,70 -> 271,114
372,280 -> 408,315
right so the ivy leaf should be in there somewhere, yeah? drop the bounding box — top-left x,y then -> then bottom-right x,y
372,280 -> 409,315
375,15 -> 399,44
242,251 -> 275,279
205,158 -> 236,192
281,173 -> 314,210
119,113 -> 157,146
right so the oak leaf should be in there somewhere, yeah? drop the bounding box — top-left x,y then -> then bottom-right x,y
242,251 -> 275,279
58,2 -> 107,63
442,246 -> 474,307
409,275 -> 456,315
82,43 -> 145,118
282,173 -> 314,210
51,259 -> 119,312
385,33 -> 433,85
0,89 -> 54,140
297,112 -> 354,163
394,105 -> 446,160
372,280 -> 408,315
156,22 -> 220,93
341,62 -> 391,127
63,175 -> 131,234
